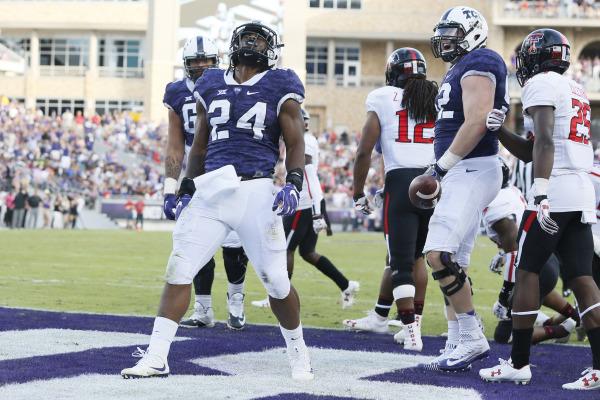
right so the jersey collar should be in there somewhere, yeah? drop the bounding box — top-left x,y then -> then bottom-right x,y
185,78 -> 195,93
224,69 -> 269,86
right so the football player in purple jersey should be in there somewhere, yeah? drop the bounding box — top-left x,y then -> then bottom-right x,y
418,6 -> 509,372
122,21 -> 313,381
162,35 -> 248,331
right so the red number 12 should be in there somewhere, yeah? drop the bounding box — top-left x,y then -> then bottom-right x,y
396,109 -> 434,144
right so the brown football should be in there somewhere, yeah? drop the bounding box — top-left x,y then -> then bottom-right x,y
408,175 -> 442,209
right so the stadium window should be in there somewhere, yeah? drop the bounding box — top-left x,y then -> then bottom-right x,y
323,0 -> 333,8
335,44 -> 360,87
0,37 -> 31,67
36,98 -> 85,117
95,99 -> 144,116
39,38 -> 88,76
350,0 -> 361,9
337,0 -> 348,8
306,42 -> 328,85
98,38 -> 144,78
309,0 -> 319,7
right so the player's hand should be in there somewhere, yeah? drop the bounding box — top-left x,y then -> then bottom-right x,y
175,194 -> 191,220
486,109 -> 506,132
312,215 -> 328,234
163,194 -> 177,220
492,300 -> 510,321
326,226 -> 333,236
174,177 -> 196,220
272,183 -> 299,216
373,188 -> 385,209
424,163 -> 447,182
534,195 -> 559,235
353,193 -> 372,215
489,251 -> 505,275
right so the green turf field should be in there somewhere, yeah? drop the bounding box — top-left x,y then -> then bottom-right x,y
0,230 -> 534,336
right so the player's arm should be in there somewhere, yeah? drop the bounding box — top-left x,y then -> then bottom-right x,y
165,109 -> 185,188
353,111 -> 381,199
497,125 -> 534,162
529,106 -> 555,181
530,105 -> 558,234
280,99 -> 305,174
434,75 -> 495,173
162,108 -> 186,219
185,101 -> 209,179
271,99 -> 305,216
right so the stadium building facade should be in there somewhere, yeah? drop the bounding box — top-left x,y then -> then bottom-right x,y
282,0 -> 600,141
0,0 -> 179,121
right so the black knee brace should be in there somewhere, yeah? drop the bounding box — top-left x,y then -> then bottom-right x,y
222,247 -> 248,285
431,252 -> 467,297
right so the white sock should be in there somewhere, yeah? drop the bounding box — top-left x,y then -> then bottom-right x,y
195,295 -> 212,310
456,312 -> 480,334
228,283 -> 244,298
280,323 -> 304,348
147,317 -> 178,362
447,320 -> 459,345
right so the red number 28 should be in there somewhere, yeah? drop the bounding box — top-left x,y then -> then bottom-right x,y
395,109 -> 434,144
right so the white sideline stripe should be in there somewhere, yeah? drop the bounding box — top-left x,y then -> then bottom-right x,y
0,329 -> 185,361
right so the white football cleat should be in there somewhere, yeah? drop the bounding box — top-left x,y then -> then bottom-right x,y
438,331 -> 490,372
418,340 -> 456,371
179,305 -> 214,328
341,281 -> 360,309
251,297 -> 270,308
562,368 -> 600,390
401,321 -> 423,352
227,293 -> 246,330
479,358 -> 531,385
121,348 -> 169,379
393,314 -> 422,343
287,341 -> 314,381
343,311 -> 388,333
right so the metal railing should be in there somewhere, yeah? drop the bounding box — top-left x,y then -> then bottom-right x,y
98,67 -> 143,78
39,65 -> 87,77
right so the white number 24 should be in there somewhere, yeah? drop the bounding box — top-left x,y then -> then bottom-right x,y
208,99 -> 266,141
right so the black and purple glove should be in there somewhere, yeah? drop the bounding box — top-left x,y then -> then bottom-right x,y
175,194 -> 192,220
272,183 -> 299,216
174,177 -> 196,220
272,168 -> 303,217
163,194 -> 177,220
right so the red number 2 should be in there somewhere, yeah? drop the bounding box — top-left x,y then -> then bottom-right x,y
569,98 -> 591,145
395,109 -> 434,144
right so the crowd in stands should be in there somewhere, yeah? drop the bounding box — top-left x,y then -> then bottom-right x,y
505,0 -> 600,18
0,100 -> 165,228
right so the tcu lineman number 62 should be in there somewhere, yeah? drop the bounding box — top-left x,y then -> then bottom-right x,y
569,98 -> 591,145
395,109 -> 434,144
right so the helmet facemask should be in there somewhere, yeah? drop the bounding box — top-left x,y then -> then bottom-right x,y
431,23 -> 466,63
229,22 -> 281,70
184,56 -> 218,82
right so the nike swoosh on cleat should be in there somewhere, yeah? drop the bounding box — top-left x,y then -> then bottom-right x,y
247,91 -> 259,95
152,364 -> 168,373
466,169 -> 478,173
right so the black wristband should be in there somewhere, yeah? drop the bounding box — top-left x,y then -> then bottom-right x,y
177,177 -> 196,197
353,193 -> 365,202
286,168 -> 303,192
533,195 -> 547,205
434,163 -> 447,177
